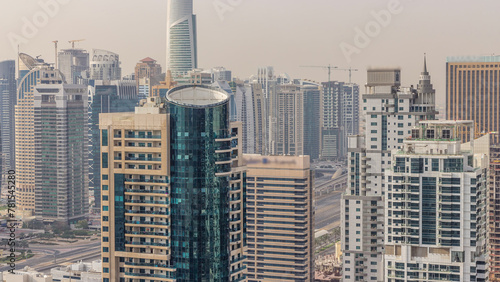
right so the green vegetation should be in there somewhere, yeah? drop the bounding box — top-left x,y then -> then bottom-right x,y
75,220 -> 89,229
316,241 -> 337,253
0,251 -> 34,263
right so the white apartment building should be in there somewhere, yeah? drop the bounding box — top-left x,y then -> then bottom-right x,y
342,60 -> 437,281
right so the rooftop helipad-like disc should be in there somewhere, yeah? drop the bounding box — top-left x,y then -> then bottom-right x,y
167,85 -> 229,107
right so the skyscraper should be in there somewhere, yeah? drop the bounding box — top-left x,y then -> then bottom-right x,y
341,62 -> 437,281
269,84 -> 303,156
342,83 -> 360,140
89,49 -> 121,81
446,56 -> 500,144
58,49 -> 89,84
321,81 -> 343,160
100,85 -> 246,281
88,80 -> 139,212
244,154 -> 314,281
166,0 -> 198,76
15,53 -> 55,217
0,60 -> 16,192
302,83 -> 322,160
34,83 -> 88,223
384,120 -> 478,281
321,81 -> 360,160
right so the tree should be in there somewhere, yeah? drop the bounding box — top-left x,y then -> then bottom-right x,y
76,220 -> 89,229
52,221 -> 70,235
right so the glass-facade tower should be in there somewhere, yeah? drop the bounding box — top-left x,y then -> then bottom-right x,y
166,0 -> 198,76
167,85 -> 230,281
88,81 -> 139,211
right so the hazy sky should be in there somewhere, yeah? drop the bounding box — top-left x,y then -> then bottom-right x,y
2,0 -> 500,110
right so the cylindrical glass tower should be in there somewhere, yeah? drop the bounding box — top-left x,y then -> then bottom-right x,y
167,85 -> 231,281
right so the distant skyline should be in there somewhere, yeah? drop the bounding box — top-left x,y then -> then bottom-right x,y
2,0 -> 500,110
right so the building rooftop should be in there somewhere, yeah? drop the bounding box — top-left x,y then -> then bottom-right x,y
140,57 -> 157,63
447,55 -> 500,63
167,85 -> 228,107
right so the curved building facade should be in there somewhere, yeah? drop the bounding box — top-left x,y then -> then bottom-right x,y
166,85 -> 230,281
15,62 -> 64,217
166,0 -> 198,76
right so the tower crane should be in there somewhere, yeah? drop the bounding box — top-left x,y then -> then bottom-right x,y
68,39 -> 85,49
300,65 -> 358,83
300,65 -> 338,83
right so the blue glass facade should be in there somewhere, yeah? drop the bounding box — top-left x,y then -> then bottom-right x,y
167,88 -> 231,281
89,85 -> 139,211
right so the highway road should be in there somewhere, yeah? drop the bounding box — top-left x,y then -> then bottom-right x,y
0,240 -> 101,273
314,190 -> 343,231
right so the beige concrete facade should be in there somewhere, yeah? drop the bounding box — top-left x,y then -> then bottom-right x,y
15,67 -> 64,217
243,154 -> 314,282
446,58 -> 500,144
100,108 -> 172,282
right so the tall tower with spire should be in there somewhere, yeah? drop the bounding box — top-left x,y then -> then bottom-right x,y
166,0 -> 198,77
416,54 -> 436,112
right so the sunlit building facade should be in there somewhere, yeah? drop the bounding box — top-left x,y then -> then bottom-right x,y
166,0 -> 198,76
244,154 -> 314,281
100,85 -> 246,281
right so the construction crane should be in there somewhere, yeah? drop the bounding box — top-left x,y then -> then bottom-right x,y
300,65 -> 359,83
52,40 -> 58,69
336,67 -> 359,84
300,65 -> 338,83
68,39 -> 85,49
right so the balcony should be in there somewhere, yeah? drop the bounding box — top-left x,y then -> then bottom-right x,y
125,241 -> 169,247
125,178 -> 168,184
125,157 -> 162,162
128,200 -> 169,205
125,189 -> 168,195
125,210 -> 169,216
124,272 -> 175,280
125,220 -> 170,227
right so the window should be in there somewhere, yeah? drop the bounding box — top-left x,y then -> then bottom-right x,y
432,159 -> 439,171
426,129 -> 435,139
371,115 -> 377,118
398,123 -> 403,128
398,116 -> 404,120
102,153 -> 108,168
102,195 -> 108,201
102,185 -> 108,191
398,131 -> 404,135
102,130 -> 108,146
103,247 -> 109,253
103,267 -> 109,273
103,216 -> 109,222
103,237 -> 109,242
103,206 -> 109,211
102,175 -> 108,180
103,227 -> 109,232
